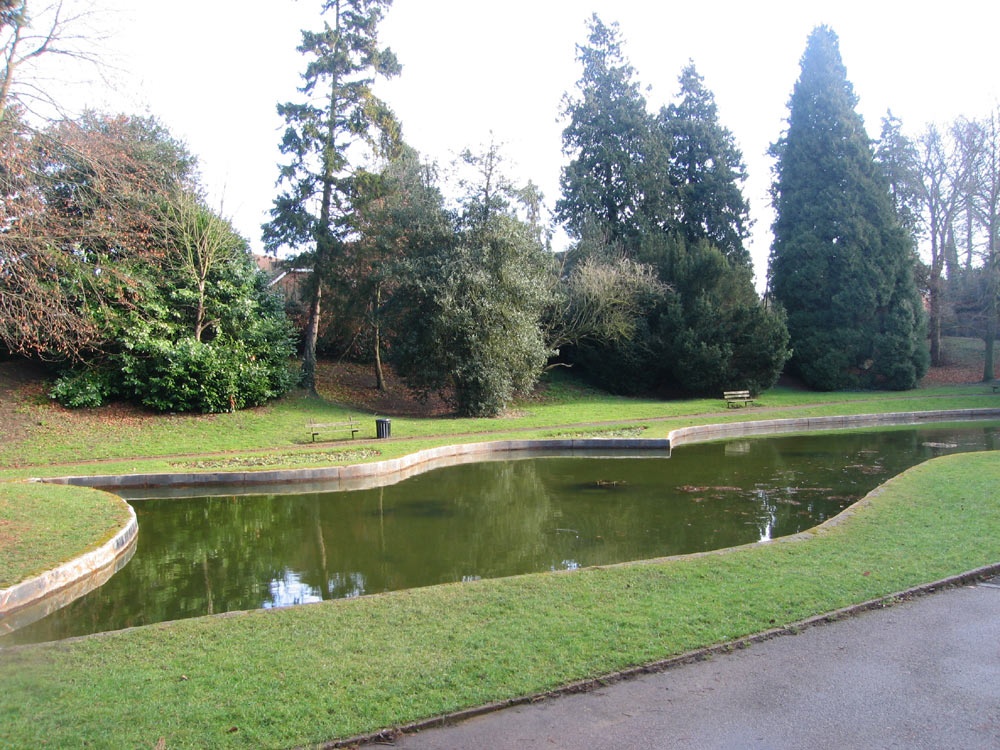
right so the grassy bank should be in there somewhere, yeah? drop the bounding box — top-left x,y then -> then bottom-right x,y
1,451 -> 998,748
1,353 -> 998,748
0,483 -> 132,588
2,376 -> 996,480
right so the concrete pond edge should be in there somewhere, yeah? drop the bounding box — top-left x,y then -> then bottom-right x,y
5,407 -> 998,635
41,407 -> 1000,496
0,492 -> 138,629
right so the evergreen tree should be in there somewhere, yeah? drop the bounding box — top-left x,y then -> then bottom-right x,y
658,238 -> 789,396
556,14 -> 673,248
263,0 -> 400,393
768,26 -> 927,390
391,145 -> 550,417
875,111 -> 922,239
558,17 -> 788,397
659,62 -> 752,267
349,145 -> 451,390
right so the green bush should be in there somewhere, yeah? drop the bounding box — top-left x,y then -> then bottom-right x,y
50,369 -> 116,409
51,251 -> 298,414
117,336 -> 295,413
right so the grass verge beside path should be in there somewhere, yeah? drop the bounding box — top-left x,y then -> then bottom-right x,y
0,483 -> 131,588
1,451 -> 998,749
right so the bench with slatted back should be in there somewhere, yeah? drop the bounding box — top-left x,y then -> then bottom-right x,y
308,418 -> 360,442
723,390 -> 754,408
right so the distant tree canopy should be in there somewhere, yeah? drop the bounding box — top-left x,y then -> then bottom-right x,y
557,15 -> 788,396
768,26 -> 927,391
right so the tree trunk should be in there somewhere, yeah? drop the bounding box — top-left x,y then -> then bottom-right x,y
374,326 -> 386,392
984,265 -> 998,383
302,283 -> 322,394
985,332 -> 996,382
984,226 -> 998,382
374,284 -> 386,392
945,224 -> 960,281
929,272 -> 942,366
194,279 -> 207,343
303,30 -> 339,398
928,228 -> 944,366
0,22 -> 23,120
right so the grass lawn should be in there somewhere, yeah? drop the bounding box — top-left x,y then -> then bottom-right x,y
1,370 -> 997,481
0,349 -> 999,748
0,483 -> 132,588
0,451 -> 997,749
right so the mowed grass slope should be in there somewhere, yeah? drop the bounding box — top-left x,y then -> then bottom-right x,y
0,483 -> 131,587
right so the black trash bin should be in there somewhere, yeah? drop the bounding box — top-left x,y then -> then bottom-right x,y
375,418 -> 391,439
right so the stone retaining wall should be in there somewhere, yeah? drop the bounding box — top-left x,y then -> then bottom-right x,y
51,438 -> 672,497
667,408 -> 1000,448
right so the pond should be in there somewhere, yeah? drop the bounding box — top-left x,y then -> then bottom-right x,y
4,421 -> 998,646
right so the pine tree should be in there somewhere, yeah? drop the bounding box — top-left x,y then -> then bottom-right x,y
768,26 -> 927,390
263,0 -> 400,393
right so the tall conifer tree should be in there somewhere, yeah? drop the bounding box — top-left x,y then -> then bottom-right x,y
263,0 -> 400,392
659,63 -> 752,267
768,26 -> 927,390
556,14 -> 672,249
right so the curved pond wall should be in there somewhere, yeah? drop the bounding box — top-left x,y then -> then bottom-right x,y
6,407 -> 998,638
667,407 -> 1000,447
49,438 -> 672,497
0,497 -> 137,630
43,408 -> 1000,497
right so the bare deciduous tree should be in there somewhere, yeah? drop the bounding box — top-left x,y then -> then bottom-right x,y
962,112 -> 1000,381
913,123 -> 973,365
0,0 -> 106,120
544,252 -> 666,361
0,112 -> 193,360
159,191 -> 246,343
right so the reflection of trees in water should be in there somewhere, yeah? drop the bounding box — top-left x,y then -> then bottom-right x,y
8,494 -> 304,644
305,459 -> 558,595
9,422 -> 998,646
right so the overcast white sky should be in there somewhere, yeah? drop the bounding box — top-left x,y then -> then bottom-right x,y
40,0 -> 1000,288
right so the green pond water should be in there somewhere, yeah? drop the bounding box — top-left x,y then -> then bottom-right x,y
4,421 -> 999,645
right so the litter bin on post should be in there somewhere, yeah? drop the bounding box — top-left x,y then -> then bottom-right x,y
375,418 -> 391,439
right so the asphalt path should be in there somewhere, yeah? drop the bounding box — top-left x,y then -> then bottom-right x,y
374,576 -> 1000,750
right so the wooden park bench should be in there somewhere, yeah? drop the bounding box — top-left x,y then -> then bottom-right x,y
308,418 -> 360,442
723,390 -> 754,408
